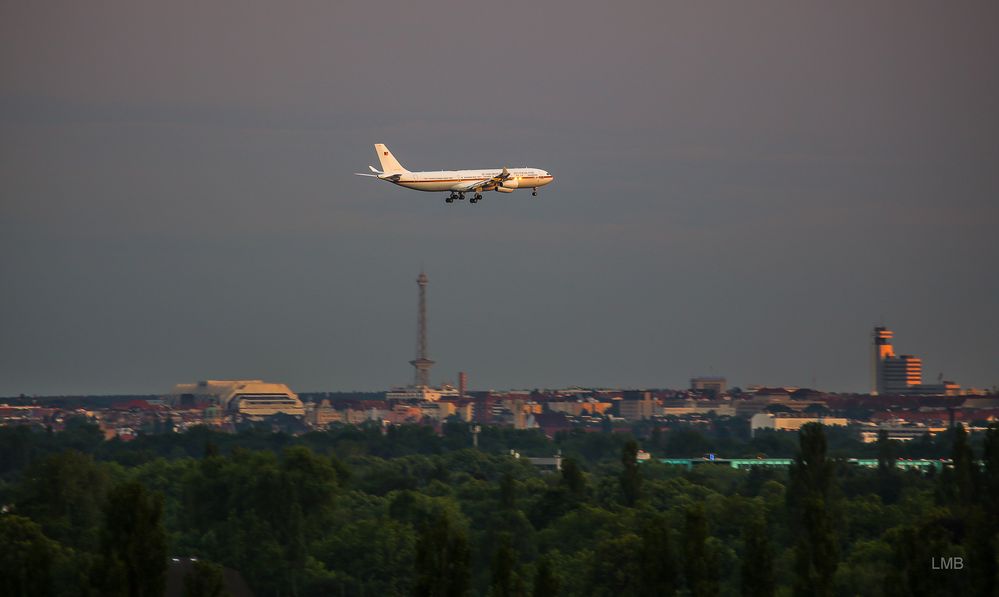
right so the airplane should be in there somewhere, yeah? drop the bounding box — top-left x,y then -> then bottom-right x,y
354,143 -> 553,204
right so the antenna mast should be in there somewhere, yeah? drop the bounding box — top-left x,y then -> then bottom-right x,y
409,270 -> 435,387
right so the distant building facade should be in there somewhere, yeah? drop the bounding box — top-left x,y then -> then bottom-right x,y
690,377 -> 727,398
618,390 -> 655,420
385,383 -> 460,402
170,380 -> 305,418
750,412 -> 848,436
307,399 -> 342,428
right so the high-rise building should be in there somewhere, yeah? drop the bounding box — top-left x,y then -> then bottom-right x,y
872,326 -> 958,396
873,327 -> 895,394
881,354 -> 923,393
874,326 -> 923,394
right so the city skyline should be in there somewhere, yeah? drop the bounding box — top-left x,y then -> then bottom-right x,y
2,2 -> 997,395
2,308 -> 992,397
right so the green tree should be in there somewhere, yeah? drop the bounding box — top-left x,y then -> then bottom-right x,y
559,457 -> 586,499
739,513 -> 774,597
981,424 -> 999,593
15,450 -> 110,551
96,481 -> 167,597
183,560 -> 228,597
590,533 -> 643,597
0,425 -> 34,477
983,423 -> 999,518
683,504 -> 717,597
965,424 -> 998,596
500,472 -> 517,510
944,425 -> 977,511
883,518 -> 967,597
640,514 -> 677,597
413,511 -> 471,597
314,517 -> 416,595
876,429 -> 901,504
280,445 -> 340,514
59,416 -> 104,453
490,534 -> 518,597
619,440 -> 642,506
203,440 -> 219,458
788,423 -> 837,597
532,556 -> 559,597
0,515 -> 61,597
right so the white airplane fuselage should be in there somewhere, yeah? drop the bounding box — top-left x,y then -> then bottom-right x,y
395,168 -> 554,193
356,144 -> 553,203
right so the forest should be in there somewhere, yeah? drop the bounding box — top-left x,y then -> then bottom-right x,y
0,418 -> 996,596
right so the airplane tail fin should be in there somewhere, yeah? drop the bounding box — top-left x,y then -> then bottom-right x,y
374,143 -> 409,174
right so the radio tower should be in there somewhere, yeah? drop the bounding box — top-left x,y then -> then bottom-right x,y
409,270 -> 435,387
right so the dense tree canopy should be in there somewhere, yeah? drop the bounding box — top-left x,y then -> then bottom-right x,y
0,419 -> 993,595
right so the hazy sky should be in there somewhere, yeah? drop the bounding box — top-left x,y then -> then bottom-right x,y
2,1 -> 997,396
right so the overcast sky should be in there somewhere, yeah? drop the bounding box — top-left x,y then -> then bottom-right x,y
2,1 -> 997,396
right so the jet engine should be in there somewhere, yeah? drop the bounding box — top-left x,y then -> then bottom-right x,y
500,178 -> 519,189
495,186 -> 515,193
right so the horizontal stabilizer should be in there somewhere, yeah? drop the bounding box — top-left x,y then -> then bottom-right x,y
354,172 -> 402,182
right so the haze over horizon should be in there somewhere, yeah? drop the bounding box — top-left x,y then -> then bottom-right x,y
2,2 -> 997,396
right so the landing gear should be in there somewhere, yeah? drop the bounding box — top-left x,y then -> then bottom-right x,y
458,192 -> 465,201
471,193 -> 483,204
532,188 -> 538,196
446,192 -> 458,203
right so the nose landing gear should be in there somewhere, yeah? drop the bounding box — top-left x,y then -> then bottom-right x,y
532,188 -> 538,196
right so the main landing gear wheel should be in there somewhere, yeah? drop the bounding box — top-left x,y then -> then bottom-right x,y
471,193 -> 483,204
458,193 -> 466,201
446,193 -> 457,203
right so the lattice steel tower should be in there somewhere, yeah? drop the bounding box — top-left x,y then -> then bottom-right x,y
409,270 -> 435,387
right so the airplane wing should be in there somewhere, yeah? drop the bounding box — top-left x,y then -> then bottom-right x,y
453,167 -> 511,192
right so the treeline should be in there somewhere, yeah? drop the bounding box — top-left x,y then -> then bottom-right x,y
0,415 -> 971,479
0,420 -> 996,596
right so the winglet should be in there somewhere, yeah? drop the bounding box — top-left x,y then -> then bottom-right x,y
368,165 -> 382,174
